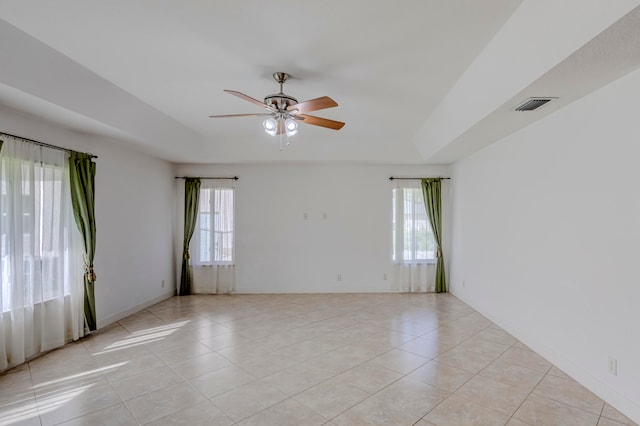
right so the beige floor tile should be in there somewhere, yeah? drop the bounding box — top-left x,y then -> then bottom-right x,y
478,358 -> 544,391
112,365 -> 183,401
532,374 -> 604,415
398,336 -> 455,359
598,418 -> 634,426
498,347 -> 552,373
29,355 -> 99,388
454,374 -> 532,416
189,323 -> 234,340
454,337 -> 511,360
103,352 -> 167,383
146,400 -> 233,426
332,395 -> 421,426
0,364 -> 33,398
370,376 -> 449,418
513,394 -> 599,426
152,340 -> 213,365
211,381 -> 287,421
125,382 -> 204,424
1,293 -> 626,426
56,403 -> 137,426
435,345 -> 496,374
415,420 -> 438,426
422,326 -> 476,347
474,326 -> 518,346
407,360 -> 474,392
547,365 -> 571,379
331,361 -> 403,394
505,419 -> 531,426
199,332 -> 248,351
189,365 -> 256,398
601,403 -> 637,425
0,390 -> 40,426
170,351 -> 233,379
279,339 -> 338,362
37,382 -> 121,426
216,342 -> 279,364
31,368 -> 111,400
261,362 -> 336,396
424,394 -> 509,426
293,377 -> 369,420
365,329 -> 423,346
233,351 -> 299,379
369,348 -> 429,374
236,398 -> 326,426
513,341 -> 532,351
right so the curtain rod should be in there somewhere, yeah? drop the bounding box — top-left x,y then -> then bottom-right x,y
0,131 -> 98,159
175,176 -> 239,180
389,176 -> 451,180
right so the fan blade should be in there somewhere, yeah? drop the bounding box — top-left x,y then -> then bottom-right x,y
298,114 -> 345,130
209,113 -> 272,118
224,90 -> 275,111
287,96 -> 338,113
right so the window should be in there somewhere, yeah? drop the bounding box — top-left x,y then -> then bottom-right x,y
392,187 -> 436,263
1,155 -> 79,312
192,187 -> 234,264
0,136 -> 85,370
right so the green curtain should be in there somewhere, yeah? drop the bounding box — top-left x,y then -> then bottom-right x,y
69,152 -> 98,331
422,178 -> 446,293
179,178 -> 201,295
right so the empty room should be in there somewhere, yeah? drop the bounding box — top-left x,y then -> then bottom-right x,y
0,1 -> 639,425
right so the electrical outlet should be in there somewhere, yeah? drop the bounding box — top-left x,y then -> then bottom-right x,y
161,280 -> 165,288
337,273 -> 342,281
303,212 -> 308,220
322,212 -> 328,220
608,357 -> 618,376
383,273 -> 388,281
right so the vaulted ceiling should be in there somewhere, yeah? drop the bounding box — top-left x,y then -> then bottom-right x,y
1,1 -> 640,164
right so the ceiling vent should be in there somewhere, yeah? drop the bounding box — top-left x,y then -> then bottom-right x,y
515,97 -> 557,111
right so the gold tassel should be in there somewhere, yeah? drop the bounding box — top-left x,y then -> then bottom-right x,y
84,265 -> 97,283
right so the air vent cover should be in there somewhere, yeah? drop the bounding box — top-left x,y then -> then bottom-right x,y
515,97 -> 556,111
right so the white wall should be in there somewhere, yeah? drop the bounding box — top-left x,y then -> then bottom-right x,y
0,106 -> 176,327
175,163 -> 451,293
450,68 -> 640,422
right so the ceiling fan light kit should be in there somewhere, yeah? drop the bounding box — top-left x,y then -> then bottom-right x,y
209,72 -> 344,150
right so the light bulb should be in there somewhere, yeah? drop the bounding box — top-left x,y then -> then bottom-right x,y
285,118 -> 298,137
263,118 -> 277,136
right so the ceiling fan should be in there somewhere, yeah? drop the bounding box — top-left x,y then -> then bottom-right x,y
209,72 -> 345,141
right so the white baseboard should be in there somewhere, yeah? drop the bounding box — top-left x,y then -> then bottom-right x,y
234,287 -> 395,294
450,288 -> 640,424
97,290 -> 175,328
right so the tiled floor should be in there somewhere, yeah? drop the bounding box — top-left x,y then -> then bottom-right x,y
0,293 -> 636,426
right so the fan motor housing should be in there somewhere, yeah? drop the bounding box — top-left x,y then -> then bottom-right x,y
264,93 -> 298,110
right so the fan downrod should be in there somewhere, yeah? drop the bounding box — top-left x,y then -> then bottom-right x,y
265,72 -> 297,110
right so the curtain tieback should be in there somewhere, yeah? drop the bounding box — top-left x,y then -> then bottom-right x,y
183,248 -> 190,260
436,248 -> 442,258
84,265 -> 97,283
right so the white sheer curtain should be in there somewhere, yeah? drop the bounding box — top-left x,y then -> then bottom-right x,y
189,180 -> 235,294
391,181 -> 436,292
0,136 -> 84,371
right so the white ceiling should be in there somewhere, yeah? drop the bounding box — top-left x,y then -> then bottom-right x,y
1,1 -> 639,164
